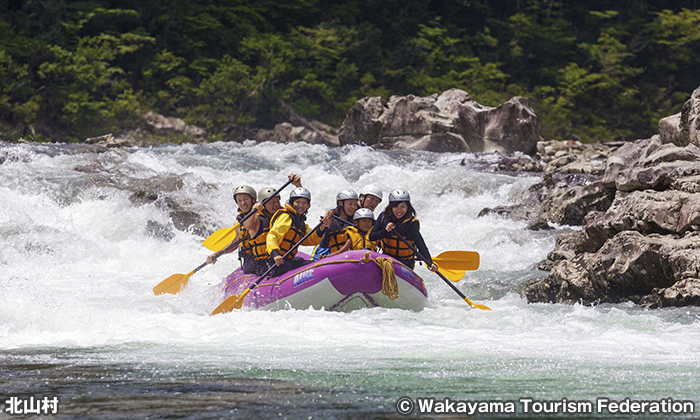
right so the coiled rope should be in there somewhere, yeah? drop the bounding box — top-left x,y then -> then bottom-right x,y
362,251 -> 399,300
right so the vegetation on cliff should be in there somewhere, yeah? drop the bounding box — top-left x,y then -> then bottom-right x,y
1,0 -> 699,143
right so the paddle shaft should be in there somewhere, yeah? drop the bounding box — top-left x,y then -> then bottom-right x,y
233,178 -> 295,234
246,221 -> 324,294
390,230 -> 487,308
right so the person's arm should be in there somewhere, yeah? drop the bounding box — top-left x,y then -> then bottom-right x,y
407,221 -> 438,272
301,217 -> 330,246
369,216 -> 388,241
244,202 -> 263,235
326,239 -> 352,258
289,173 -> 302,187
267,213 -> 293,266
206,228 -> 241,264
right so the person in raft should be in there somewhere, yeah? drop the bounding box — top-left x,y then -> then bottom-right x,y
244,175 -> 303,276
357,184 -> 382,211
206,174 -> 302,274
205,183 -> 257,273
312,189 -> 359,260
369,189 -> 438,272
326,208 -> 378,258
266,187 -> 331,277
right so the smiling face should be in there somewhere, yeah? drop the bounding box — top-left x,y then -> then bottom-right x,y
292,197 -> 310,215
235,193 -> 254,213
264,196 -> 282,214
342,199 -> 358,218
391,202 -> 408,219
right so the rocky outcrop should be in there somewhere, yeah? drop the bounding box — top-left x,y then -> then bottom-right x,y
338,89 -> 540,154
525,134 -> 700,308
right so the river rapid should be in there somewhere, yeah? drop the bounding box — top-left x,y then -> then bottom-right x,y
1,141 -> 698,419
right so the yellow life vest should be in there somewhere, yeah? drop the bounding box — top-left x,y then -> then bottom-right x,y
327,225 -> 348,253
380,217 -> 419,261
249,212 -> 273,261
268,203 -> 308,260
345,226 -> 377,251
236,210 -> 254,259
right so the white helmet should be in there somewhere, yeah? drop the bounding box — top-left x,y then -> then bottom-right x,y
258,187 -> 279,203
388,189 -> 410,202
336,189 -> 359,202
353,208 -> 375,221
233,185 -> 257,202
360,184 -> 382,201
289,187 -> 311,204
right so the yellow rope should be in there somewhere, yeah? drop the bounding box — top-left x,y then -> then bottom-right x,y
362,251 -> 400,300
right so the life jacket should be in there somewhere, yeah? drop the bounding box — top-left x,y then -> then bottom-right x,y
249,210 -> 274,261
236,210 -> 254,262
268,203 -> 308,260
380,216 -> 419,261
345,226 -> 377,251
326,210 -> 351,253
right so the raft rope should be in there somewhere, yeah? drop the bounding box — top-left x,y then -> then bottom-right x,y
230,253 -> 408,300
362,251 -> 399,300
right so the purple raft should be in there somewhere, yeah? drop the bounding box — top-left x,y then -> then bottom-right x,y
220,250 -> 428,311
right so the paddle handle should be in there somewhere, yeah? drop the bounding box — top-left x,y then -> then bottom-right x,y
332,214 -> 353,226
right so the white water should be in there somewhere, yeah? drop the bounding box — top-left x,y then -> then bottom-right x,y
1,141 -> 698,418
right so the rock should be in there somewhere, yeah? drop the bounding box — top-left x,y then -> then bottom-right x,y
254,122 -> 337,146
526,231 -> 697,305
143,111 -> 206,138
338,89 -> 540,154
540,181 -> 614,226
680,86 -> 700,147
85,133 -> 134,148
656,86 -> 700,148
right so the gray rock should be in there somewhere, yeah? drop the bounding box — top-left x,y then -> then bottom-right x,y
338,89 -> 540,154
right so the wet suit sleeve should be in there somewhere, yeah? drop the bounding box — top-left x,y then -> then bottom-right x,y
267,213 -> 293,258
407,221 -> 433,266
369,215 -> 389,242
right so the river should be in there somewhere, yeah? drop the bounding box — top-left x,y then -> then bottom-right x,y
1,141 -> 698,419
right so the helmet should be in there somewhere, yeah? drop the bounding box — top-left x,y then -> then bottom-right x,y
388,189 -> 410,202
258,187 -> 279,203
336,189 -> 359,202
360,184 -> 383,201
353,208 -> 375,221
233,185 -> 256,202
289,187 -> 311,204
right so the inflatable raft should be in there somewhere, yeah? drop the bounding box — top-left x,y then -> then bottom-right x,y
220,250 -> 428,312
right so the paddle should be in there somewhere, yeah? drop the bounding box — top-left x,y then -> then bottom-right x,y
211,221 -> 324,315
202,179 -> 294,252
153,238 -> 244,295
390,230 -> 491,311
331,215 -> 478,281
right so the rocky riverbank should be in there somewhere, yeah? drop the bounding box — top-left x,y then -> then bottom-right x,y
515,86 -> 700,308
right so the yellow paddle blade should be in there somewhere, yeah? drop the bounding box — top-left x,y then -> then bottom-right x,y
465,297 -> 492,311
433,251 -> 480,271
211,288 -> 251,315
202,223 -> 240,252
437,266 -> 466,282
153,271 -> 192,295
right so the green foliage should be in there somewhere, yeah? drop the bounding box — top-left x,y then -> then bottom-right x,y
0,0 -> 698,142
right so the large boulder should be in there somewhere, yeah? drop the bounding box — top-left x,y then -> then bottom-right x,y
658,86 -> 700,147
338,89 -> 540,154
